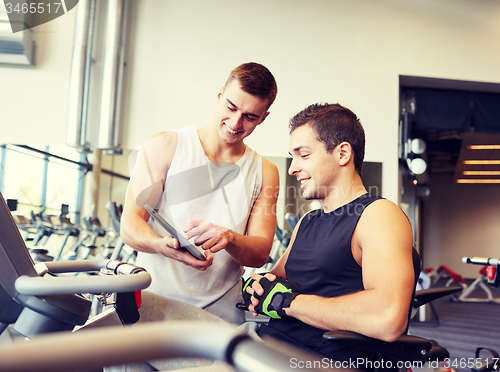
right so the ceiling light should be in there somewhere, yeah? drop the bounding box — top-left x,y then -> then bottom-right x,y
456,179 -> 500,184
468,145 -> 500,150
409,158 -> 427,175
411,139 -> 426,155
463,171 -> 500,176
463,160 -> 500,165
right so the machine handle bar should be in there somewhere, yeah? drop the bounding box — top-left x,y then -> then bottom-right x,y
15,260 -> 151,295
462,257 -> 500,266
0,322 -> 341,372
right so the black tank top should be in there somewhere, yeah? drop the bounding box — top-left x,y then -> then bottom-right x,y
258,193 -> 382,361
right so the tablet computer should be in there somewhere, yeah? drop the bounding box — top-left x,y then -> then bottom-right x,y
144,204 -> 206,261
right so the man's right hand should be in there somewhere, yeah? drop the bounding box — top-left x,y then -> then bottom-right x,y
156,235 -> 214,271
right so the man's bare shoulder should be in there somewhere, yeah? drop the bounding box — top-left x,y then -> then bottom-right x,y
143,131 -> 179,172
356,198 -> 412,244
261,157 -> 279,187
146,131 -> 178,155
363,198 -> 408,219
148,131 -> 178,145
261,158 -> 280,199
262,157 -> 278,173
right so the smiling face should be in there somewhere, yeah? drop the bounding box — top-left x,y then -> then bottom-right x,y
288,124 -> 340,201
214,80 -> 270,145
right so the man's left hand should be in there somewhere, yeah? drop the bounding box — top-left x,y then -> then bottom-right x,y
244,273 -> 299,319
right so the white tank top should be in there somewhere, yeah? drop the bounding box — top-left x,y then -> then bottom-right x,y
136,125 -> 263,308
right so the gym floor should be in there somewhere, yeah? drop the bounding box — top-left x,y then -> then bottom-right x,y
409,279 -> 500,372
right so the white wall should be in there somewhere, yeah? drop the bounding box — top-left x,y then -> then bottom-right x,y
2,0 -> 500,204
0,8 -> 75,144
423,173 -> 500,279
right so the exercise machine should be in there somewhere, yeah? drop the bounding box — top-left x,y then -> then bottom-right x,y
462,257 -> 500,288
285,212 -> 300,231
7,198 -> 37,242
0,191 -> 151,341
10,202 -> 82,263
429,264 -> 500,304
106,200 -> 137,263
411,271 -> 443,326
457,265 -> 500,304
0,321 -> 333,372
75,215 -> 110,260
52,206 -> 81,261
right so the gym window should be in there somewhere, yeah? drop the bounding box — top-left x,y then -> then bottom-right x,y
0,144 -> 85,224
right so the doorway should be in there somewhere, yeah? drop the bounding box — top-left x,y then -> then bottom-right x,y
399,76 -> 500,278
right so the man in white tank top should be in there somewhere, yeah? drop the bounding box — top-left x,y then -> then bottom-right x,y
120,63 -> 279,325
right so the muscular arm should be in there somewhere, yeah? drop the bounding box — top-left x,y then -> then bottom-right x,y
284,200 -> 414,342
121,183 -> 163,254
226,158 -> 279,267
184,158 -> 280,268
120,131 -> 213,270
121,131 -> 174,252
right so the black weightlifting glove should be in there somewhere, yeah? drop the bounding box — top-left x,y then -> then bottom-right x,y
253,276 -> 299,319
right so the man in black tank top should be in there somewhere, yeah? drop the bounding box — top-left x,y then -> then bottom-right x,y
244,103 -> 415,367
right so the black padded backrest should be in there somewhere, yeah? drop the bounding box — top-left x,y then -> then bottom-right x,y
404,247 -> 422,333
0,192 -> 38,323
412,247 -> 422,288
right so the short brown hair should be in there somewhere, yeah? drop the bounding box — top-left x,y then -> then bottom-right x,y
290,103 -> 365,175
225,62 -> 277,109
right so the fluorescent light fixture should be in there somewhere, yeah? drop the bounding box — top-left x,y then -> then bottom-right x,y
463,160 -> 500,165
456,179 -> 500,184
468,145 -> 500,150
463,171 -> 500,176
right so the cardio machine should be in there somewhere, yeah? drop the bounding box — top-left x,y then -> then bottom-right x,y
0,191 -> 151,340
106,200 -> 137,263
0,191 -> 333,372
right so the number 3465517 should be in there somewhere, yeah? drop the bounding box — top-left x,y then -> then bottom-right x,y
5,2 -> 62,14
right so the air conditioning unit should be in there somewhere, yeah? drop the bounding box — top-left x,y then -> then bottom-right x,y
0,4 -> 35,66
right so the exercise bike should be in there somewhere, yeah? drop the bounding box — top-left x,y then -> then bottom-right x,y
0,190 -> 151,343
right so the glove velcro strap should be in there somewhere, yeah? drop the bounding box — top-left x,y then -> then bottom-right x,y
254,277 -> 298,319
261,282 -> 292,319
